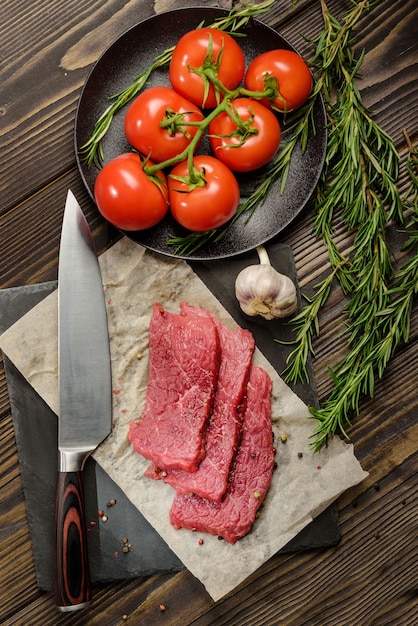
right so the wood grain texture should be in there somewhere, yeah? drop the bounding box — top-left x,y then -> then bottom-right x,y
0,0 -> 417,624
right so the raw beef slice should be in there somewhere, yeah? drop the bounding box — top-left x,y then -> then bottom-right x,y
128,303 -> 221,472
149,303 -> 255,501
169,364 -> 275,543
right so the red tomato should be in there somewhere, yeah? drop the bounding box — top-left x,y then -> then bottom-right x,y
94,153 -> 168,231
245,49 -> 313,112
124,86 -> 204,163
168,155 -> 240,231
169,27 -> 245,109
208,97 -> 281,172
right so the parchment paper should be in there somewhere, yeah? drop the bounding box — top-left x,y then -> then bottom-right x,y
0,236 -> 367,601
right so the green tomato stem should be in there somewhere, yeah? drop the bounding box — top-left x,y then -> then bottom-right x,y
144,82 -> 277,179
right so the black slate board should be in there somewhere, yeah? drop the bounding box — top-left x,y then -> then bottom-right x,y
0,243 -> 340,593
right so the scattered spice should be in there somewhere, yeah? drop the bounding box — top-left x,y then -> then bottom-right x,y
317,465 -> 322,470
198,538 -> 204,545
137,352 -> 143,359
253,491 -> 261,499
280,434 -> 288,443
121,537 -> 131,553
298,452 -> 303,458
114,551 -> 119,558
159,604 -> 166,612
250,452 -> 256,458
122,614 -> 128,621
113,388 -> 121,395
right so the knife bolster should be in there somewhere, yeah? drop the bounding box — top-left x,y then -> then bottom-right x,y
58,449 -> 91,472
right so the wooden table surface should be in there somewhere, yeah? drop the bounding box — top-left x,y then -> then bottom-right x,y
1,0 -> 416,624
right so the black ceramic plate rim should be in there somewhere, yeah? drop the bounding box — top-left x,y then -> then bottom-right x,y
75,7 -> 327,261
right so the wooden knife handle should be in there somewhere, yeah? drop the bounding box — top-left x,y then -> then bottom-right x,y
54,471 -> 91,611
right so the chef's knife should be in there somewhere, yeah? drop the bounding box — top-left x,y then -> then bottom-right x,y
54,190 -> 112,611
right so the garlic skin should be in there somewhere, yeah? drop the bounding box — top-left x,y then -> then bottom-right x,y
235,246 -> 297,320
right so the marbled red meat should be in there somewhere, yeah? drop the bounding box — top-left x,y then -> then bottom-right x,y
169,364 -> 274,543
128,303 -> 220,472
148,303 -> 255,501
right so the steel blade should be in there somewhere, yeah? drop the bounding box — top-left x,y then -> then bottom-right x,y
58,190 -> 112,469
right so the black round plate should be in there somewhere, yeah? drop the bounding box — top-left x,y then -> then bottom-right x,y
75,7 -> 327,261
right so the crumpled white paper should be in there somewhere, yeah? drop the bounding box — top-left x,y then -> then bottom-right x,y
0,236 -> 368,601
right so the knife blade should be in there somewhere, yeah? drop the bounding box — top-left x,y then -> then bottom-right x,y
54,190 -> 112,612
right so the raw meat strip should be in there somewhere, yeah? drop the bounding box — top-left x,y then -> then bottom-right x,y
148,304 -> 255,501
129,303 -> 220,472
169,364 -> 275,543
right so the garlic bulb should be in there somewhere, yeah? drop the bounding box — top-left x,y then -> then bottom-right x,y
235,246 -> 297,320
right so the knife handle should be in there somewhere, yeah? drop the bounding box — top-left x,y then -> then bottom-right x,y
54,471 -> 91,611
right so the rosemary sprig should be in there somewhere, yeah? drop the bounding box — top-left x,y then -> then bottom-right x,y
79,0 -> 276,166
282,260 -> 348,385
310,239 -> 417,451
282,0 -> 417,449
